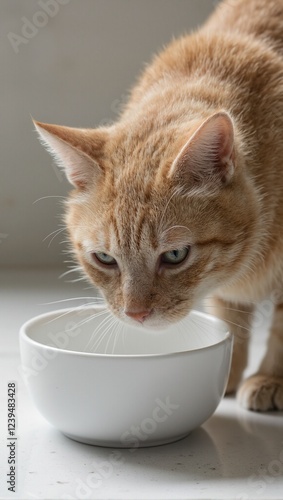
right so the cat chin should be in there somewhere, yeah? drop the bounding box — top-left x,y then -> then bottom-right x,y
121,315 -> 183,332
131,322 -> 171,332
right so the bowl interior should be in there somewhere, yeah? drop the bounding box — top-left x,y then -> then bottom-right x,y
22,307 -> 229,356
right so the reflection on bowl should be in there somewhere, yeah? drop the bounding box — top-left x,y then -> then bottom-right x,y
19,307 -> 232,448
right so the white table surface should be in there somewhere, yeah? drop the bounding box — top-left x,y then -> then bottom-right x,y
0,268 -> 283,500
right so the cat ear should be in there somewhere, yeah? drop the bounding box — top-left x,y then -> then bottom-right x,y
33,120 -> 107,189
169,111 -> 235,191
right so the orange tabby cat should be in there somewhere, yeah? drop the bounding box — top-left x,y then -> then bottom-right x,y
34,0 -> 283,411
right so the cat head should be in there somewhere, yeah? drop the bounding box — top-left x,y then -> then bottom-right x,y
34,111 -> 259,329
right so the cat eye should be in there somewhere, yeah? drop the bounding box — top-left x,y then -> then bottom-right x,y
92,252 -> 117,266
161,247 -> 190,265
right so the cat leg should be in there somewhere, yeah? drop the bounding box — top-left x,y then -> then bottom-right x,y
206,297 -> 254,394
238,303 -> 283,411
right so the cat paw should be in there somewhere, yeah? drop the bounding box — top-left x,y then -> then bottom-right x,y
237,375 -> 283,411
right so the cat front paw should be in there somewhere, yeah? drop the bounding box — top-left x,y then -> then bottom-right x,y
237,375 -> 283,411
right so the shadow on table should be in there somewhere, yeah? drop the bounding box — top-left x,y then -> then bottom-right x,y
56,403 -> 283,484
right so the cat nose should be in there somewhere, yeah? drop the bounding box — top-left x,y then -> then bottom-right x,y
125,309 -> 151,323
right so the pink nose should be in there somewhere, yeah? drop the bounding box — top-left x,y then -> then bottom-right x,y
125,309 -> 151,323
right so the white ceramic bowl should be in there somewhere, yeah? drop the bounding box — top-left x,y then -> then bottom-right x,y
19,306 -> 232,448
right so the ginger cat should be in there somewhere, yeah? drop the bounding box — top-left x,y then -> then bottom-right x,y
34,0 -> 283,411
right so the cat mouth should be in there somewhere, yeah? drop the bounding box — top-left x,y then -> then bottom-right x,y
108,302 -> 191,331
124,317 -> 173,331
120,309 -> 182,331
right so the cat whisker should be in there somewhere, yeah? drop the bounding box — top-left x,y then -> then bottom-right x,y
40,296 -> 104,306
176,319 -> 191,349
86,313 -> 114,352
157,187 -> 179,232
175,317 -> 204,349
112,320 -> 123,354
89,316 -> 117,353
59,266 -> 83,279
33,195 -> 67,204
161,224 -> 192,235
219,319 -> 251,333
42,303 -> 98,326
121,320 -> 126,351
203,305 -> 253,314
83,285 -> 100,291
43,227 -> 65,242
84,320 -> 110,352
194,313 -> 251,334
72,309 -> 111,336
202,296 -> 258,306
104,318 -> 119,354
189,316 -> 222,344
43,228 -> 66,248
65,276 -> 89,283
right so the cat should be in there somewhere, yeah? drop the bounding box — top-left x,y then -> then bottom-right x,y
34,0 -> 283,412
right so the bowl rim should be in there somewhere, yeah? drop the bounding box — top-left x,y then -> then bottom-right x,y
19,306 -> 232,359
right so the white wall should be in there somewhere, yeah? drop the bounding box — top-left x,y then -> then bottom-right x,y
1,0 -> 217,267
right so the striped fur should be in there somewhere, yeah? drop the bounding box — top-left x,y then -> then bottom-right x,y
35,0 -> 283,411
